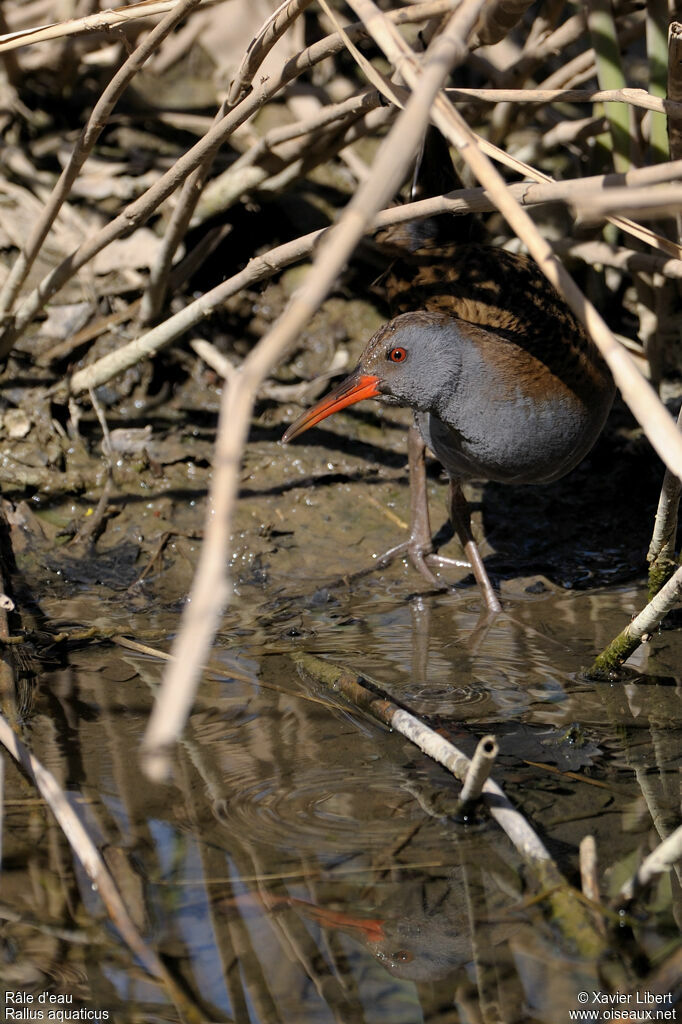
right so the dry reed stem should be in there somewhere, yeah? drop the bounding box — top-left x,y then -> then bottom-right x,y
579,836 -> 601,904
228,0 -> 316,105
139,0 -> 488,780
0,0 -> 460,353
0,0 -> 220,53
0,0 -> 203,320
457,735 -> 498,807
574,184 -> 682,220
141,0 -> 315,322
553,239 -> 682,279
445,86 -> 682,115
70,161 -> 682,394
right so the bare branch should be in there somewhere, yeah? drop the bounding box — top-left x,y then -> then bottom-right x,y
590,564 -> 682,677
70,161 -> 682,395
0,0 -> 204,319
0,0 -> 221,54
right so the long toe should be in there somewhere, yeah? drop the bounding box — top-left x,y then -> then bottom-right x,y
426,553 -> 471,570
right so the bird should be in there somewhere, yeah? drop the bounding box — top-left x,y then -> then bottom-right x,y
282,132 -> 615,611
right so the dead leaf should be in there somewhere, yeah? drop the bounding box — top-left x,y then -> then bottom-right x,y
92,229 -> 163,274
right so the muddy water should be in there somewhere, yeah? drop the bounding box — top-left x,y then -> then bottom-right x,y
1,385 -> 681,1022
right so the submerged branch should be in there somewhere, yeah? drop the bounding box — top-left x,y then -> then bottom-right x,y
589,565 -> 682,677
294,651 -> 610,960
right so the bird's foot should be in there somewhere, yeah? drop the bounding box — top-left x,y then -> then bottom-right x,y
424,553 -> 470,570
369,538 -> 470,592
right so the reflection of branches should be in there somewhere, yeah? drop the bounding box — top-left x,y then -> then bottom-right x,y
0,713 -> 203,1023
294,652 -> 609,960
178,744 -> 284,1023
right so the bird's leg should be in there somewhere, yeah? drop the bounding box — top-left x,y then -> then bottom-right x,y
371,423 -> 467,590
448,480 -> 502,614
369,425 -> 443,588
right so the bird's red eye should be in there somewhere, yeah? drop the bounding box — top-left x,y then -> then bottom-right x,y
388,347 -> 407,363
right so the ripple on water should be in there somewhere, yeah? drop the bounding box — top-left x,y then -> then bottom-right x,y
212,759 -> 423,854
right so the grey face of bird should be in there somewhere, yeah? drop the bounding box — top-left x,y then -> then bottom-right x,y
281,310 -> 474,443
358,311 -> 468,414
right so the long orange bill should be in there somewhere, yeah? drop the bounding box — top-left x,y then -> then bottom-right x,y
282,369 -> 380,442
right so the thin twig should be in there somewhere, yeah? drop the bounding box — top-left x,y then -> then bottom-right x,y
190,339 -> 236,381
227,0 -> 316,106
443,85 -> 682,115
0,0 -> 219,54
0,0 -> 204,321
69,388 -> 115,546
589,564 -> 682,677
69,161 -> 682,395
552,239 -> 682,280
457,735 -> 498,808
